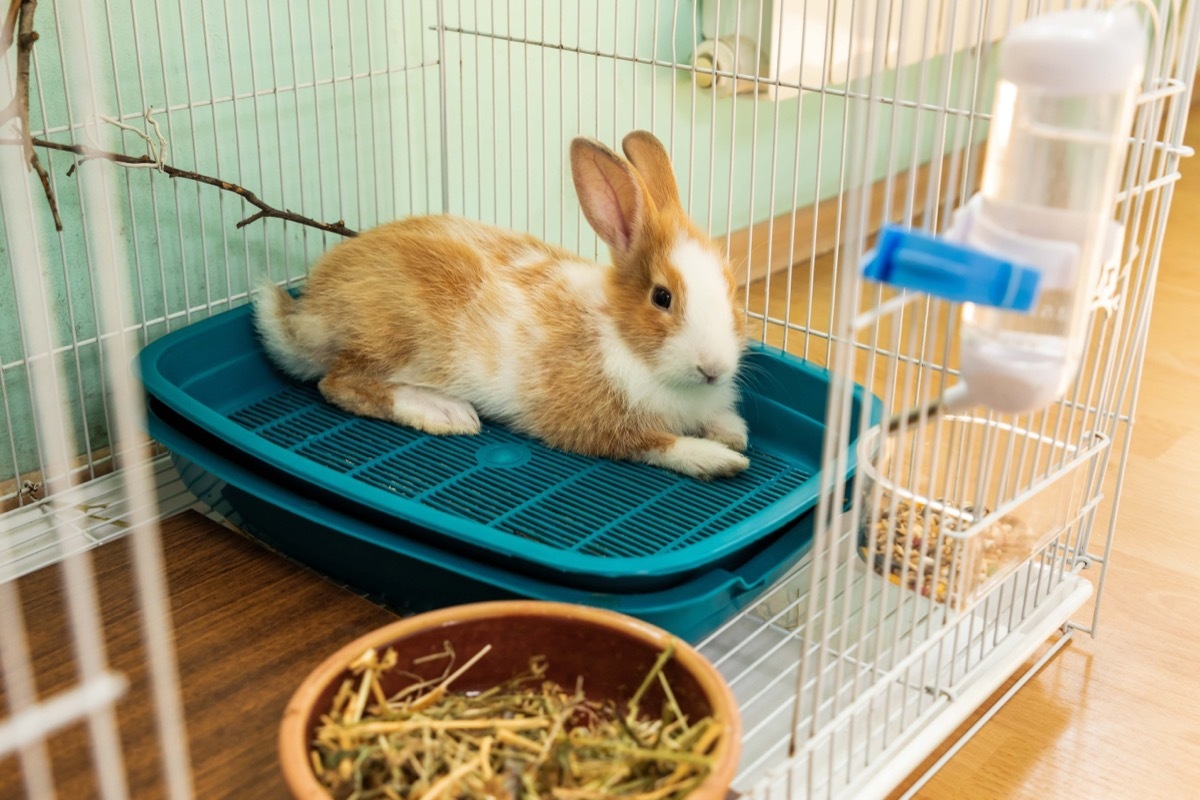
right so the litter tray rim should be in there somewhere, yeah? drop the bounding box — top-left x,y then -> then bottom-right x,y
147,402 -> 818,643
137,302 -> 870,585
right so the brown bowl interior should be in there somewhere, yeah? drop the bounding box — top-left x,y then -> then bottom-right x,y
283,603 -> 741,800
303,612 -> 717,739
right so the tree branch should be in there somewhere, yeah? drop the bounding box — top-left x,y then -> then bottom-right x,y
2,134 -> 359,238
2,1 -> 61,230
2,1 -> 354,239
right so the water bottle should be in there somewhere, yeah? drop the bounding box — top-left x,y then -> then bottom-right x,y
952,8 -> 1147,413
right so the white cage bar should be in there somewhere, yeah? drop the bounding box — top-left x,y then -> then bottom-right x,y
1,0 -> 1195,797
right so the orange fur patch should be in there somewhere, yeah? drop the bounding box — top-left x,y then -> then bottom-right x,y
318,354 -> 401,419
605,212 -> 688,363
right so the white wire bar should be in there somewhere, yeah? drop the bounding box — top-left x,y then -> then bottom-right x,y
53,2 -> 215,796
0,672 -> 130,760
0,0 -> 443,508
690,0 -> 1196,796
0,72 -> 133,800
0,0 -> 1195,798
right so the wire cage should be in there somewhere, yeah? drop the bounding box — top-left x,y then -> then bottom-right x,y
1,0 -> 1196,798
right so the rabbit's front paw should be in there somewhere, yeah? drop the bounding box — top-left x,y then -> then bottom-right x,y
392,385 -> 482,436
702,409 -> 749,452
644,436 -> 750,480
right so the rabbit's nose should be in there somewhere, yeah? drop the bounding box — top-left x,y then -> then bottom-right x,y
697,365 -> 720,384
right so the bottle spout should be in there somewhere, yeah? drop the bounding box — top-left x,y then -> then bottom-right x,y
884,384 -> 974,434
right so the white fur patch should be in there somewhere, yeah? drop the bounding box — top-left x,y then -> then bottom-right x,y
252,282 -> 331,381
391,385 -> 481,435
439,281 -> 533,423
703,408 -> 749,451
597,317 -> 735,432
483,283 -> 527,417
595,235 -> 741,432
510,248 -> 548,270
560,261 -> 606,305
667,236 -> 741,381
642,436 -> 750,479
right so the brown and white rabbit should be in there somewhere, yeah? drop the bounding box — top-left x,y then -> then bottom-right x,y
253,130 -> 750,479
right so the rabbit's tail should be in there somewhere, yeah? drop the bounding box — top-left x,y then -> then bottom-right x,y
252,281 -> 333,381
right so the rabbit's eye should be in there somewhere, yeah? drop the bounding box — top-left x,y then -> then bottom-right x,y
651,286 -> 672,310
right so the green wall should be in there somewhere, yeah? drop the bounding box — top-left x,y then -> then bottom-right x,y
441,1 -> 997,263
0,0 -> 991,484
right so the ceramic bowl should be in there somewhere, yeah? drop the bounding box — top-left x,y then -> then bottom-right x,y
279,600 -> 742,799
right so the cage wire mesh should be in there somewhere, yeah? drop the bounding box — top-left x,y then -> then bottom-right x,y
0,0 -> 1196,797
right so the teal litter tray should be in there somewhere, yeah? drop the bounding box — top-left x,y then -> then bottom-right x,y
148,398 -> 818,644
138,301 -> 878,592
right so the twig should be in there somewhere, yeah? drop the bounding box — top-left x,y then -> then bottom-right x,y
95,109 -> 168,169
410,644 -> 493,713
0,134 -> 359,238
315,648 -> 719,800
29,154 -> 56,224
236,209 -> 270,229
625,641 -> 675,722
416,755 -> 483,800
2,1 -> 61,230
3,11 -> 355,240
9,1 -> 35,142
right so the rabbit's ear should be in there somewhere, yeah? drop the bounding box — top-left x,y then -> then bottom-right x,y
570,137 -> 646,255
622,130 -> 681,214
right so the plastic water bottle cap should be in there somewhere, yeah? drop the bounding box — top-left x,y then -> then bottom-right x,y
1000,7 -> 1146,96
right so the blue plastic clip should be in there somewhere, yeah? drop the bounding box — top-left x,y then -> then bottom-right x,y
862,225 -> 1040,311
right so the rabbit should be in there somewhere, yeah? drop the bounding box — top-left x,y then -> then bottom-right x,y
253,130 -> 751,479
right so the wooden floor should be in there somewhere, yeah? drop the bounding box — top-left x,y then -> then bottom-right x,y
0,513 -> 399,799
4,104 -> 1200,800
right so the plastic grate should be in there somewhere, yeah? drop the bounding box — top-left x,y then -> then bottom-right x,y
228,385 -> 813,558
